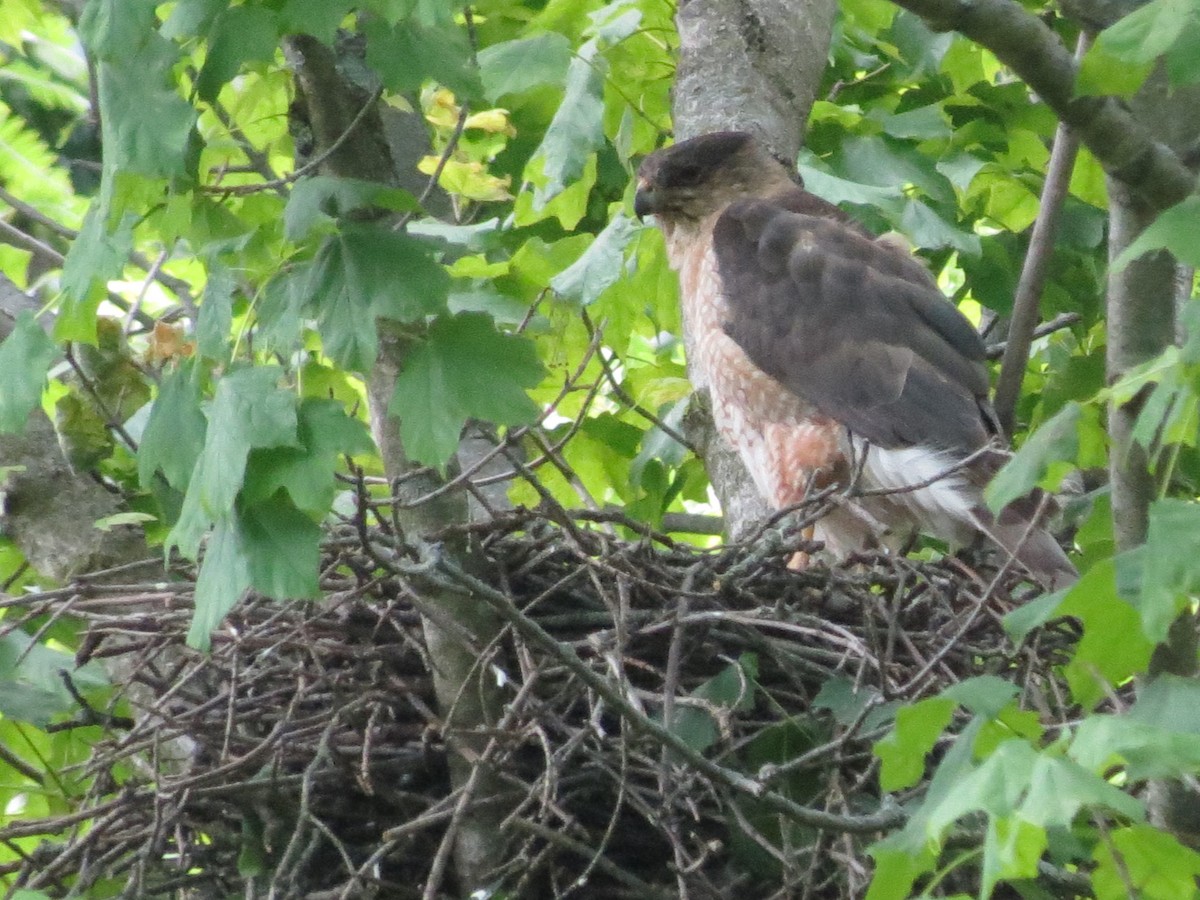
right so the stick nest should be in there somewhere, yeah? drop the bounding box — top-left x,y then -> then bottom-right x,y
5,507 -> 1077,899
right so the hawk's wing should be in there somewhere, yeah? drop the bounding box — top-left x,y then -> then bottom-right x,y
714,197 -> 994,453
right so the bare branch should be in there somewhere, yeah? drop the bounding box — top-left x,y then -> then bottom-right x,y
993,34 -> 1090,436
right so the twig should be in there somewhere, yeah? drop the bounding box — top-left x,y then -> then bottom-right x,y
986,312 -> 1081,360
430,554 -> 908,836
395,100 -> 470,231
204,87 -> 384,196
993,32 -> 1091,436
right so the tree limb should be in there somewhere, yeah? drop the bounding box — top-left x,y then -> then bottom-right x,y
994,34 -> 1090,436
888,0 -> 1196,211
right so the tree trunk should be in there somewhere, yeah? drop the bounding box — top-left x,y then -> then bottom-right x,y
284,34 -> 510,890
1105,68 -> 1200,847
671,0 -> 837,537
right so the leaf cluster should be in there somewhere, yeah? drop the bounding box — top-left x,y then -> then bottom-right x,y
1,0 -> 1200,896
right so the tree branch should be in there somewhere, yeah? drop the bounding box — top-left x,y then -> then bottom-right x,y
993,34 -> 1090,436
888,0 -> 1196,211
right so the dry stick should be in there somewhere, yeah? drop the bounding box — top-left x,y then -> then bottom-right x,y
429,556 -> 906,836
0,219 -> 158,330
421,669 -> 543,899
993,32 -> 1091,437
987,312 -> 1081,360
510,818 -> 669,897
205,86 -> 384,197
0,189 -> 196,319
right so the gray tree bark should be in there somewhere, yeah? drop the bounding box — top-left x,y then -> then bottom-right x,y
284,35 -> 510,890
1106,70 -> 1200,848
671,0 -> 837,537
0,277 -> 152,581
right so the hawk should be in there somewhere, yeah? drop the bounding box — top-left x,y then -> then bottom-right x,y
634,131 -> 1076,587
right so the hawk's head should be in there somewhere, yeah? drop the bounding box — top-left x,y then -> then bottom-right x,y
634,131 -> 797,227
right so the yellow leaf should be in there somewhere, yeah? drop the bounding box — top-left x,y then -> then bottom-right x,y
424,87 -> 460,130
417,157 -> 513,201
464,109 -> 515,135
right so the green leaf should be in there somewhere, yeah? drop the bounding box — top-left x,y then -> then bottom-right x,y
196,6 -> 280,102
364,18 -> 482,100
307,240 -> 377,373
0,629 -> 108,726
865,844 -> 936,900
196,263 -> 234,361
981,816 -> 1045,898
138,362 -> 208,490
549,211 -> 637,305
1056,558 -> 1154,708
96,38 -> 197,178
1094,825 -> 1200,900
875,103 -> 951,140
0,678 -> 69,728
899,199 -> 980,254
1137,500 -> 1200,642
841,0 -> 898,32
0,311 -> 58,432
1131,674 -> 1200,735
478,33 -> 573,101
342,225 -> 449,322
277,0 -> 354,44
1098,0 -> 1194,63
391,313 -> 544,467
515,155 -> 598,229
667,654 -> 758,753
95,511 -> 156,531
239,493 -> 322,600
1019,754 -> 1143,827
834,135 -> 954,204
813,676 -> 898,732
1077,43 -> 1153,97
888,718 -> 985,856
798,160 -> 904,214
237,811 -> 268,877
168,367 -> 298,558
924,739 -> 1037,832
1072,677 -> 1200,779
188,516 -> 251,650
283,176 -> 419,241
985,402 -> 1081,513
1165,20 -> 1200,85
161,0 -> 226,40
78,0 -> 156,58
1072,714 -> 1200,781
307,226 -> 449,371
1003,588 -> 1070,644
58,205 -> 134,342
529,43 -> 605,205
874,697 -> 954,791
1112,195 -> 1200,271
242,399 -> 373,516
943,675 -> 1019,719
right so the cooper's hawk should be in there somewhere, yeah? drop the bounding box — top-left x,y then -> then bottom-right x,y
634,131 -> 1076,587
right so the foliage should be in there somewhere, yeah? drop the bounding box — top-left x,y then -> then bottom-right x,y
0,0 -> 1198,895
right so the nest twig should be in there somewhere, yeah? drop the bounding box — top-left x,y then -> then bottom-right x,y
0,500 -> 1081,899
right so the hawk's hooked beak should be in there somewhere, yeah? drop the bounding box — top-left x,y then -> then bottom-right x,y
633,180 -> 655,220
